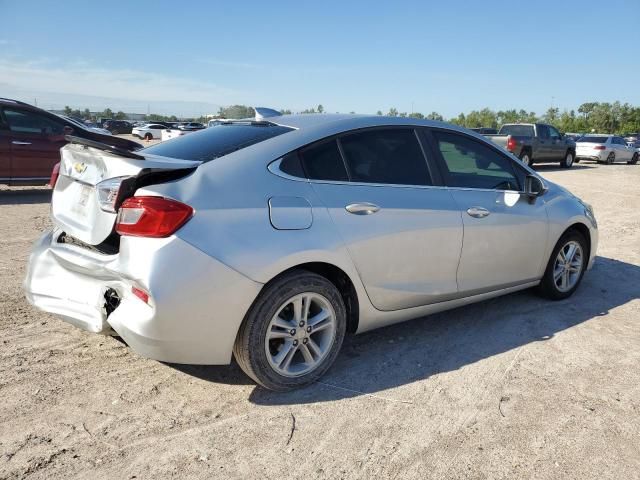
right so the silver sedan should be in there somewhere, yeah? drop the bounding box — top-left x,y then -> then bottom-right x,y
25,113 -> 598,391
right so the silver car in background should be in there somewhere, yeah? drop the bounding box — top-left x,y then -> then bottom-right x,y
25,113 -> 598,391
576,134 -> 639,164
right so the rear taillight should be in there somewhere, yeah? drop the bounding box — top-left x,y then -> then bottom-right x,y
97,176 -> 130,212
115,196 -> 193,238
506,136 -> 517,152
48,162 -> 60,188
594,145 -> 606,150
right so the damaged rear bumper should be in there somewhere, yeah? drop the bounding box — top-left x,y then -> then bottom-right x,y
24,229 -> 263,364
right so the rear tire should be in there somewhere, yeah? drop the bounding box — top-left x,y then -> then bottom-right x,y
560,150 -> 574,168
233,270 -> 346,391
144,133 -> 153,141
537,230 -> 588,300
519,151 -> 533,167
606,152 -> 615,164
628,153 -> 638,165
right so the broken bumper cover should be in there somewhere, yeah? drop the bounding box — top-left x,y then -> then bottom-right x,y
24,229 -> 262,364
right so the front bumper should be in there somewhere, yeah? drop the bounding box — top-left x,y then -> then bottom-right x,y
25,229 -> 262,364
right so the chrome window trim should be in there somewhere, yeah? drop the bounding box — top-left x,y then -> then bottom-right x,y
268,158 -> 533,194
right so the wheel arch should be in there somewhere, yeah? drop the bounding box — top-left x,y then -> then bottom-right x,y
562,222 -> 592,260
262,262 -> 360,333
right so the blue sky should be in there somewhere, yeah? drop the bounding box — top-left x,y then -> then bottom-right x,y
1,0 -> 638,117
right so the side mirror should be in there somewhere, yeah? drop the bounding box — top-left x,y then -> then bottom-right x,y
524,174 -> 546,203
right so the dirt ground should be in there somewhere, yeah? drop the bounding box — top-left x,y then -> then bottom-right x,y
1,161 -> 639,480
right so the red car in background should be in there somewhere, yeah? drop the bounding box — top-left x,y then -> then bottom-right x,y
0,98 -> 142,186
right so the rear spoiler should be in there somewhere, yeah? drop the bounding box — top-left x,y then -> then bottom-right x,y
65,135 -> 146,160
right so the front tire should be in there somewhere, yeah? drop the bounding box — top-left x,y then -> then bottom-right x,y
537,231 -> 588,300
628,153 -> 638,165
233,270 -> 346,391
560,150 -> 574,168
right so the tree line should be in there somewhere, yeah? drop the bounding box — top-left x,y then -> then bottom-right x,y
62,101 -> 640,134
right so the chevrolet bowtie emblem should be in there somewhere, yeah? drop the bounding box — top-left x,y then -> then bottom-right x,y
73,162 -> 87,174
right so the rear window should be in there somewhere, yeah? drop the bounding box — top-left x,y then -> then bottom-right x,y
142,123 -> 293,162
498,125 -> 535,137
577,136 -> 608,143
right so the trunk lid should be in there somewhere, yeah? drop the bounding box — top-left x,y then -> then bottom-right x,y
576,142 -> 604,154
52,141 -> 199,245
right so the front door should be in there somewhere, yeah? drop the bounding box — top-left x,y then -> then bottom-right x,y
3,107 -> 66,181
429,128 -> 549,294
300,128 -> 463,311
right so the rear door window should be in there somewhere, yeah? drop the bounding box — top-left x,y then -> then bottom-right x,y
431,130 -> 521,191
143,123 -> 293,162
538,125 -> 550,139
299,140 -> 349,182
338,128 -> 432,185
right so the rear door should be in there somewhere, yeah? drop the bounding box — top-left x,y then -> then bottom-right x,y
427,128 -> 548,294
536,124 -> 550,160
547,125 -> 565,160
303,128 -> 463,311
0,112 -> 10,180
614,137 -> 632,161
3,107 -> 67,181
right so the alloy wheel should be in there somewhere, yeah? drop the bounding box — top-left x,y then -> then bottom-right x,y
264,292 -> 337,377
553,241 -> 583,292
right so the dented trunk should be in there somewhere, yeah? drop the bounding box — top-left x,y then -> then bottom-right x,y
52,142 -> 199,245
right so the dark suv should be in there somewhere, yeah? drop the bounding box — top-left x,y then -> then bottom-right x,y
0,98 -> 142,185
103,120 -> 133,135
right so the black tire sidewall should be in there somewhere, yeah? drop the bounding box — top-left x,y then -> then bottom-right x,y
562,151 -> 574,168
538,231 -> 588,300
234,271 -> 347,391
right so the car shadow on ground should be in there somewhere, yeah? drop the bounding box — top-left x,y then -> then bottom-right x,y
174,256 -> 640,403
534,163 -> 595,172
0,188 -> 52,205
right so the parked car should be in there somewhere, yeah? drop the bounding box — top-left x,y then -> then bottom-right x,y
178,122 -> 205,131
161,128 -> 190,141
103,120 -> 133,135
0,98 -> 142,185
484,123 -> 576,168
132,123 -> 167,140
470,127 -> 497,135
24,114 -> 598,391
575,135 -> 639,164
627,140 -> 640,153
60,115 -> 112,136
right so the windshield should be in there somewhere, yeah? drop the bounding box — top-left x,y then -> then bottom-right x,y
142,122 -> 294,162
57,114 -> 91,131
498,125 -> 535,137
577,136 -> 608,143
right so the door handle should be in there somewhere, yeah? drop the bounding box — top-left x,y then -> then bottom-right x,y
345,203 -> 380,215
12,141 -> 32,145
466,207 -> 490,218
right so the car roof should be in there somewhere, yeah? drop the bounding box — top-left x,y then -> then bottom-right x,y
268,113 -> 468,134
